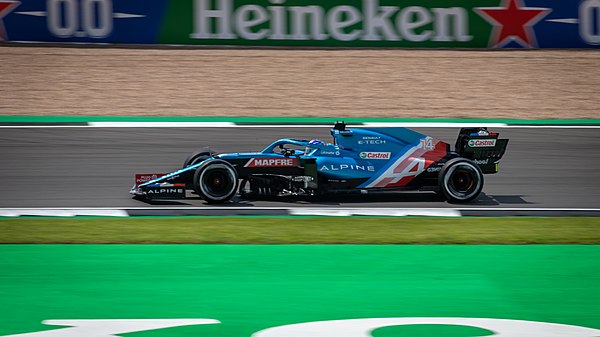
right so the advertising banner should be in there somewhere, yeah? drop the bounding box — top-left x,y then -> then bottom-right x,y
1,0 -> 599,48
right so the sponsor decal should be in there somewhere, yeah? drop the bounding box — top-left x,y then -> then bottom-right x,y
468,139 -> 497,147
358,136 -> 386,145
474,158 -> 490,165
135,173 -> 166,186
321,164 -> 375,172
5,317 -> 598,337
427,166 -> 442,172
245,158 -> 299,167
6,1 -> 145,42
147,188 -> 185,194
191,0 -> 473,43
145,183 -> 186,198
321,150 -> 340,155
359,152 -> 391,160
361,139 -> 447,188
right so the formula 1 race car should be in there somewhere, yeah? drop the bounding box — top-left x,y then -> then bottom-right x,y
130,122 -> 508,203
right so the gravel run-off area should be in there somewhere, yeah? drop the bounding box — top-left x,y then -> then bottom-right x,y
1,46 -> 599,119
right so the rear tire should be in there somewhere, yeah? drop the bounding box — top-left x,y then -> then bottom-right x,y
193,160 -> 238,204
438,158 -> 484,203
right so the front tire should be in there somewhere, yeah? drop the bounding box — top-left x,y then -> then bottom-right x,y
438,158 -> 484,203
193,160 -> 238,204
183,151 -> 216,168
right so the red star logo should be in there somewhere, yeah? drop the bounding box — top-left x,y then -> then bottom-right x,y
475,0 -> 551,48
0,1 -> 20,41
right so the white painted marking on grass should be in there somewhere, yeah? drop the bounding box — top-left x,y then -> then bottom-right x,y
5,319 -> 220,337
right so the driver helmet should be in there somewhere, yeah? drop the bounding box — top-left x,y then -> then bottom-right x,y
305,139 -> 324,155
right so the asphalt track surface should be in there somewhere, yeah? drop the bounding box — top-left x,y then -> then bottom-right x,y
1,126 -> 599,209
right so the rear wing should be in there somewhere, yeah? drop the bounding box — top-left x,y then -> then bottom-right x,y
455,128 -> 509,174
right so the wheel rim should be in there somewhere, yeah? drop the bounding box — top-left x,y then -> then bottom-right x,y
198,163 -> 237,200
203,169 -> 234,197
444,163 -> 481,200
451,168 -> 474,192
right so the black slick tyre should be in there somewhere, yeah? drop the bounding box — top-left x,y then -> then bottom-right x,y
183,151 -> 216,168
193,159 -> 238,204
438,158 -> 484,203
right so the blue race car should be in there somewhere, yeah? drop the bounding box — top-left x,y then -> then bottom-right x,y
130,122 -> 508,203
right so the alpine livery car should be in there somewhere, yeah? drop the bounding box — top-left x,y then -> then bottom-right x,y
130,122 -> 508,203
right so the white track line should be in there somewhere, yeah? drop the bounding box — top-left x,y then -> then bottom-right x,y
289,208 -> 461,217
89,122 -> 237,127
0,208 -> 128,217
1,123 -> 599,129
1,207 -> 599,217
362,123 -> 600,129
361,122 -> 508,128
493,125 -> 600,129
0,126 -> 101,128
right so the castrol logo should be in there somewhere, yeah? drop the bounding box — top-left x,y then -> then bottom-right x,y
468,139 -> 496,147
359,152 -> 391,160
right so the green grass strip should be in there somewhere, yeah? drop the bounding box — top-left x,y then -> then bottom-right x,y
1,217 -> 599,244
1,115 -> 600,125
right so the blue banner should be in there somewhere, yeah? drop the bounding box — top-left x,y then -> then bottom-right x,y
1,0 -> 168,44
